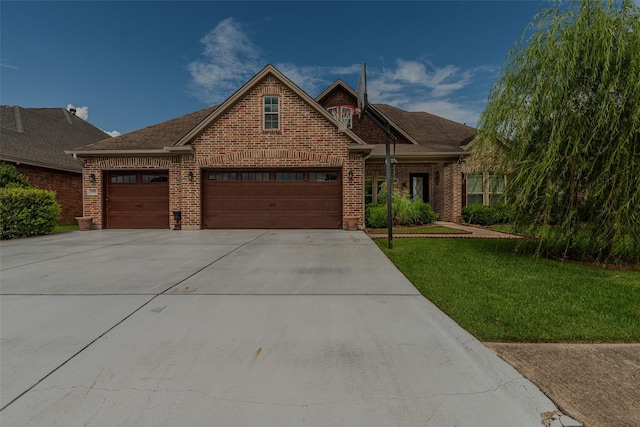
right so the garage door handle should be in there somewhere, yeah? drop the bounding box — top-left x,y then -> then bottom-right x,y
136,203 -> 143,207
269,203 -> 276,207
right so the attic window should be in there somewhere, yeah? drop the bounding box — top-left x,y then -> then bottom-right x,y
263,96 -> 279,130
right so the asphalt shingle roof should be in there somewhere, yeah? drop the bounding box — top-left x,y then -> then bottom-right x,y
372,104 -> 475,152
77,105 -> 219,151
1,106 -> 111,172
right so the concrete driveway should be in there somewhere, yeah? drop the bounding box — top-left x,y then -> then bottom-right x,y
1,230 -> 567,426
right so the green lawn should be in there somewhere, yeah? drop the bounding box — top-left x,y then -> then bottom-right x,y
52,222 -> 79,233
376,238 -> 640,342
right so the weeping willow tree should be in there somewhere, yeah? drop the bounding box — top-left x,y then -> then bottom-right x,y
473,0 -> 640,264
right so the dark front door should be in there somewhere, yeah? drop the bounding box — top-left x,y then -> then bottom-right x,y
409,173 -> 429,202
105,171 -> 169,229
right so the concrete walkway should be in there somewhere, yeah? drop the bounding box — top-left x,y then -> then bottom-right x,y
1,230 -> 576,426
368,221 -> 520,239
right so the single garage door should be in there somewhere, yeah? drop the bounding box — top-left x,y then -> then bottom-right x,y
203,169 -> 342,229
105,171 -> 169,229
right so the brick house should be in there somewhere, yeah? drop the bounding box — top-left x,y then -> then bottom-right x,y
1,106 -> 111,222
68,65 -> 476,230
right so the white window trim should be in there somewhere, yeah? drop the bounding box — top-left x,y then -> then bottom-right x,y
263,95 -> 280,130
466,172 -> 506,206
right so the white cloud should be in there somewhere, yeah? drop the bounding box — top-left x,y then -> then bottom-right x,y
188,18 -> 263,103
187,19 -> 492,126
67,104 -> 89,121
188,18 -> 363,103
66,104 -> 120,137
366,60 -> 496,126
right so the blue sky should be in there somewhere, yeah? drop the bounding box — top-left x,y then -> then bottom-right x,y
1,1 -> 549,136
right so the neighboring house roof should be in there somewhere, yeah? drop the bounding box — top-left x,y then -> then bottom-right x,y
1,106 -> 111,172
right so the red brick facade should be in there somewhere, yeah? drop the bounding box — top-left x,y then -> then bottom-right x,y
80,75 -> 365,230
77,68 -> 470,229
14,164 -> 82,223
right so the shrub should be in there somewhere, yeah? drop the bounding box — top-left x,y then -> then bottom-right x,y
493,204 -> 512,224
414,201 -> 439,224
0,164 -> 31,189
365,192 -> 438,228
462,204 -> 498,225
0,187 -> 60,239
365,203 -> 387,228
393,194 -> 419,226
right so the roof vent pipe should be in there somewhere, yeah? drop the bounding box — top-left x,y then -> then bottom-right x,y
69,108 -> 77,116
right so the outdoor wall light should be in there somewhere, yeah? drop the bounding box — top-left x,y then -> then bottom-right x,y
89,173 -> 96,183
348,170 -> 354,181
188,171 -> 194,182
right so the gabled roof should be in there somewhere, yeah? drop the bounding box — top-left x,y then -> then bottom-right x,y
316,79 -> 357,102
1,106 -> 111,172
316,80 -> 475,158
175,64 -> 365,146
71,65 -> 366,155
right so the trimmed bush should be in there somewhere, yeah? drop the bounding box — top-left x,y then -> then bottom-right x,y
365,203 -> 388,228
414,201 -> 439,224
462,204 -> 497,225
0,187 -> 60,239
462,204 -> 512,226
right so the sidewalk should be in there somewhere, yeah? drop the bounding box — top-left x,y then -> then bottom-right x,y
486,343 -> 640,427
367,221 -> 520,239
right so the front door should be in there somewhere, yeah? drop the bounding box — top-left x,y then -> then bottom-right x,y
410,173 -> 429,202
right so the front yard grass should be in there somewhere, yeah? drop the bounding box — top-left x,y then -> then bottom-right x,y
376,238 -> 640,342
52,222 -> 79,233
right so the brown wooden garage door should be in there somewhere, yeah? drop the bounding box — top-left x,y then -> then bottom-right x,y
105,171 -> 169,229
203,169 -> 342,229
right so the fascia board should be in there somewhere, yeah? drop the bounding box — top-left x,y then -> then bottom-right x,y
0,155 -> 81,173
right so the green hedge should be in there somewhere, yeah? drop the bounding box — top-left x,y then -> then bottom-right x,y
461,204 -> 512,226
0,188 -> 61,239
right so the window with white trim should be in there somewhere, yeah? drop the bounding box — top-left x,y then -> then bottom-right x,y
466,172 -> 505,206
264,96 -> 279,130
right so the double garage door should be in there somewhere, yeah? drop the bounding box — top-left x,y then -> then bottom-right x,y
104,169 -> 342,229
203,169 -> 342,229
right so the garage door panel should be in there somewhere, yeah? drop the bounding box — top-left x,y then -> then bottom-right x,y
203,170 -> 342,229
106,171 -> 169,229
